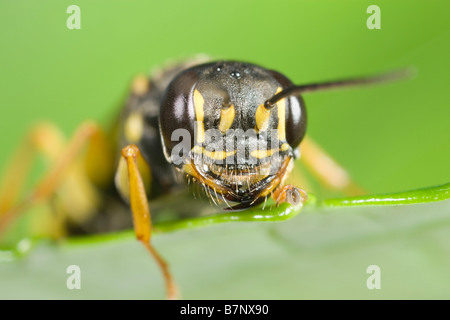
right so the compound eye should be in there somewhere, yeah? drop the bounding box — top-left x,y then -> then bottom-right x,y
269,70 -> 307,149
285,95 -> 307,149
159,70 -> 198,161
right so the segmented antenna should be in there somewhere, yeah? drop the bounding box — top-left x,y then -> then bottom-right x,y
264,68 -> 413,109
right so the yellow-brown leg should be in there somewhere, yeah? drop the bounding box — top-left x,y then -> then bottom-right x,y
299,135 -> 365,196
118,144 -> 178,300
0,121 -> 100,235
273,184 -> 308,206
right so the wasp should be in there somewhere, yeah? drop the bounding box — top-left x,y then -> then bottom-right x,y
0,57 -> 404,299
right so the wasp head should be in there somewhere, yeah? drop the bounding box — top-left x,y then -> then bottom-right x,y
159,61 -> 306,209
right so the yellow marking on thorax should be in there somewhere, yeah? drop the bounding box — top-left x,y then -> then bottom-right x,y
124,112 -> 144,143
193,89 -> 205,144
192,145 -> 236,161
219,104 -> 235,133
131,74 -> 149,96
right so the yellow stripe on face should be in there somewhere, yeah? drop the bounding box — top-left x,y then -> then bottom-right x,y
193,89 -> 205,144
192,145 -> 236,160
219,104 -> 235,133
250,143 -> 291,159
250,148 -> 280,159
276,87 -> 286,141
255,103 -> 271,132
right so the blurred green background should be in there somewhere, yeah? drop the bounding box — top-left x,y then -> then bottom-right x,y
0,0 -> 449,299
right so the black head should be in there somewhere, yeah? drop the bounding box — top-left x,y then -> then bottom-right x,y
159,61 -> 307,207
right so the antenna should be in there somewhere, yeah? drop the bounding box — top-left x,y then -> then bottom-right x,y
264,68 -> 413,109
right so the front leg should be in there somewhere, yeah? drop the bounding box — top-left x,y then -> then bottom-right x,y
116,144 -> 178,300
273,184 -> 308,207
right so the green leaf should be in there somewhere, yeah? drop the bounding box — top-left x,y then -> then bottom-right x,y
323,183 -> 450,207
0,184 -> 449,299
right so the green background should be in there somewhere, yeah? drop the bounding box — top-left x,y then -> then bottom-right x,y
0,0 -> 449,299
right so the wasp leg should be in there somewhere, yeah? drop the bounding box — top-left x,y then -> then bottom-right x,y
299,135 -> 366,196
117,144 -> 178,300
0,121 -> 102,235
273,184 -> 308,207
285,163 -> 315,195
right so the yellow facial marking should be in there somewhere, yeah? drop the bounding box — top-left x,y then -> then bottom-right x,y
219,104 -> 235,133
124,112 -> 144,143
275,87 -> 287,141
255,103 -> 271,132
192,145 -> 236,161
182,163 -> 197,177
250,148 -> 280,159
193,89 -> 205,144
250,143 -> 290,159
